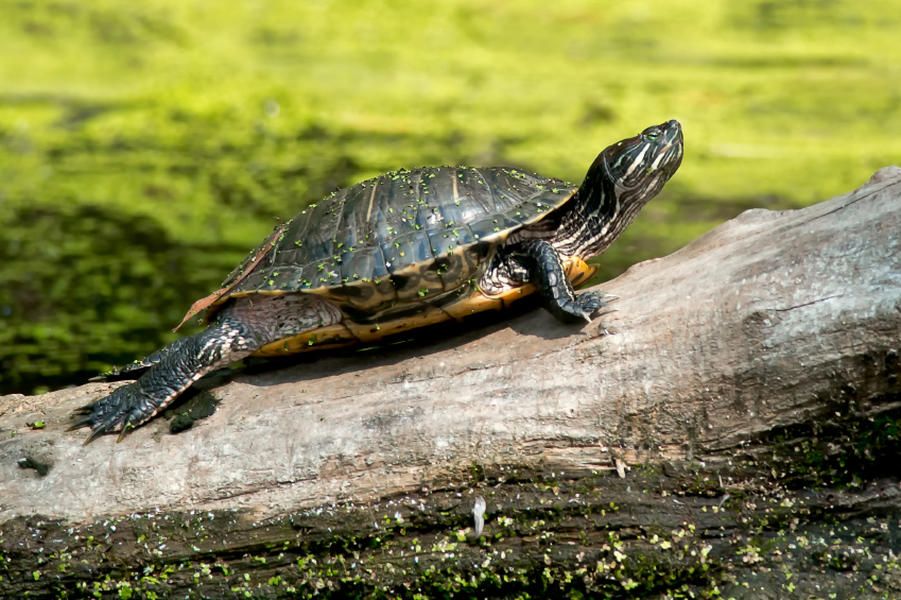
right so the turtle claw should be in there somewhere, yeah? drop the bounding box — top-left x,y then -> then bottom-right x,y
82,427 -> 109,446
575,291 -> 619,322
69,382 -> 148,443
116,427 -> 132,444
68,409 -> 114,445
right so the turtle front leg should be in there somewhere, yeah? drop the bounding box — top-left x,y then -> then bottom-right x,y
523,239 -> 613,323
71,295 -> 342,443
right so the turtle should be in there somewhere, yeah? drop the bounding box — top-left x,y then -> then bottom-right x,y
71,119 -> 683,442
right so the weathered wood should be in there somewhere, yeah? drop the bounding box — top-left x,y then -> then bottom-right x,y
1,168 -> 899,598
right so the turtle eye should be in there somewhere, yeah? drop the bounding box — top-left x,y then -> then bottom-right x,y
645,129 -> 661,141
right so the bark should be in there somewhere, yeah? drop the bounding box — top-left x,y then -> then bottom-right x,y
1,168 -> 899,598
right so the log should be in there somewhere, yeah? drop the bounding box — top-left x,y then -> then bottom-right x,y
1,168 -> 899,598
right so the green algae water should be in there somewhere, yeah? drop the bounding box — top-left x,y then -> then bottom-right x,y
1,0 -> 900,393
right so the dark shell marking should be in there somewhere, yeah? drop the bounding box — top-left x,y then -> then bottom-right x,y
218,167 -> 575,321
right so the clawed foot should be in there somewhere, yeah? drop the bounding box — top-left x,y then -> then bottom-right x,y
69,382 -> 155,444
563,291 -> 618,323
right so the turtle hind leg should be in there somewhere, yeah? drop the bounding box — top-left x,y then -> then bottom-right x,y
71,294 -> 342,443
71,316 -> 259,443
89,337 -> 197,382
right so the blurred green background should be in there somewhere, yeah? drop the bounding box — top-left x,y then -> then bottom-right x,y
1,0 -> 900,394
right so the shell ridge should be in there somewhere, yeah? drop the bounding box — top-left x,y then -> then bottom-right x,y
331,193 -> 342,254
472,168 -> 495,217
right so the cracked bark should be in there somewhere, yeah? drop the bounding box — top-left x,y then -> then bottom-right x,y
0,168 -> 899,598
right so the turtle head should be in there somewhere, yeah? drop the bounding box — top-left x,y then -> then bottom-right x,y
562,120 -> 683,258
602,119 -> 683,198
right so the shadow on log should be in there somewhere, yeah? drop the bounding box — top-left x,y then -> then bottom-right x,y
1,168 -> 899,597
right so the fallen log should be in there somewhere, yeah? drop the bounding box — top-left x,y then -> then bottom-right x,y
1,167 -> 899,598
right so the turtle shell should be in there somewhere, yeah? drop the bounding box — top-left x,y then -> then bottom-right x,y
188,167 -> 576,326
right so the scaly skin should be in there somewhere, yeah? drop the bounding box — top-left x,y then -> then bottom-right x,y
71,294 -> 341,442
522,239 -> 614,323
71,316 -> 258,442
89,337 -> 195,381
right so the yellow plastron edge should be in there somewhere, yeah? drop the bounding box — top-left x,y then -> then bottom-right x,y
254,256 -> 596,356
